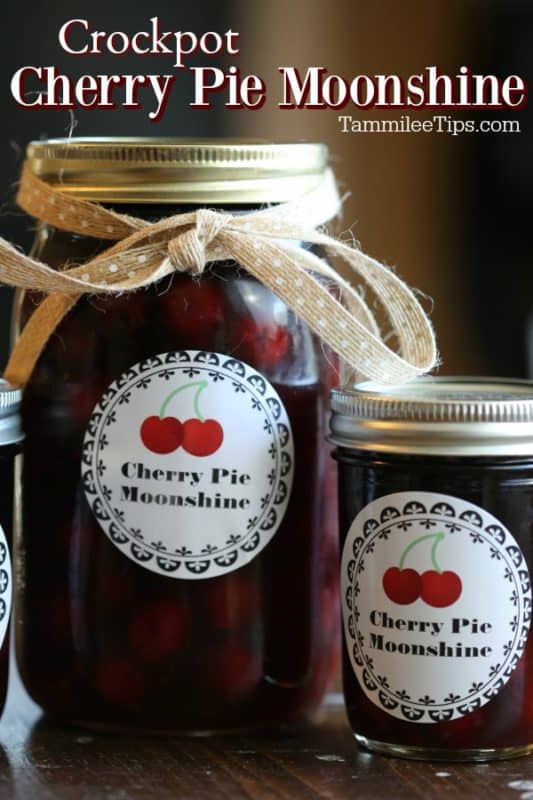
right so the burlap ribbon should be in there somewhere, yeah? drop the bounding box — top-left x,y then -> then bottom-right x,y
1,162 -> 438,387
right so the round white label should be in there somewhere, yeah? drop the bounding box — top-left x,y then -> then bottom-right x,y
0,526 -> 11,649
341,491 -> 532,724
82,351 -> 294,579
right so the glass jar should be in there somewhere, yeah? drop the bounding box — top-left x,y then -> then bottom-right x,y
331,377 -> 533,761
0,381 -> 22,715
14,138 -> 340,732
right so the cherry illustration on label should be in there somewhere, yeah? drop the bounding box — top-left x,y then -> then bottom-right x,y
382,567 -> 421,605
420,569 -> 462,608
140,379 -> 224,457
140,416 -> 183,454
182,418 -> 224,457
382,532 -> 462,608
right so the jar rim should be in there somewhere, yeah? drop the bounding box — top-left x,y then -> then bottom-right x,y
330,376 -> 533,456
25,138 -> 329,204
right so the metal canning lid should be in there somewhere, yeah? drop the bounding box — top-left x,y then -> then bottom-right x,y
0,380 -> 23,447
330,377 -> 533,457
26,138 -> 329,204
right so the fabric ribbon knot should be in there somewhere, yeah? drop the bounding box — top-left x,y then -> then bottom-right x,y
0,162 -> 439,388
168,209 -> 231,275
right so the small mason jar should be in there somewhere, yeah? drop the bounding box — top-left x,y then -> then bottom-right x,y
13,138 -> 339,732
0,381 -> 22,715
331,377 -> 533,761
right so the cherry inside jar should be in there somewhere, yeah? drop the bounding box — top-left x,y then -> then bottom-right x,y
331,378 -> 533,761
14,139 -> 340,732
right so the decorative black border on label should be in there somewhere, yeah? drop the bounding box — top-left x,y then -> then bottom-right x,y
81,351 -> 294,577
0,526 -> 11,645
343,494 -> 532,723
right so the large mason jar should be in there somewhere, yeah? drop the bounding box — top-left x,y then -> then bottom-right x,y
13,138 -> 340,732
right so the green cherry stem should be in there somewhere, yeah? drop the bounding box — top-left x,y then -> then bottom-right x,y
398,532 -> 445,573
159,380 -> 208,421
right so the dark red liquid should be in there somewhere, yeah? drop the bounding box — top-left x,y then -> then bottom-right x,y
336,449 -> 533,752
16,226 -> 340,731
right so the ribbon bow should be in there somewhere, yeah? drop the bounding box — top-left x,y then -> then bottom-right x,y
168,209 -> 232,275
1,162 -> 438,388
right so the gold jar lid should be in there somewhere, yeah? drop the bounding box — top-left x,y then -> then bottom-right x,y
330,377 -> 533,457
26,138 -> 329,204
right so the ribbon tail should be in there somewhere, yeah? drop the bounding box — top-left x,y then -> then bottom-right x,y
324,238 -> 438,375
5,294 -> 79,387
271,242 -> 382,383
220,229 -> 437,384
3,246 -> 175,386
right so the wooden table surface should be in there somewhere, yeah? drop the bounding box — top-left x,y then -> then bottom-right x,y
1,673 -> 533,799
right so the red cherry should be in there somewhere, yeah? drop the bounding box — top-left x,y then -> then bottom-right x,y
203,574 -> 261,631
320,582 -> 341,640
182,418 -> 224,457
67,382 -> 108,424
233,319 -> 290,367
95,658 -> 146,706
420,570 -> 462,608
162,278 -> 224,347
97,292 -> 148,332
94,570 -> 134,612
129,599 -> 188,660
140,415 -> 183,454
37,589 -> 72,644
49,313 -> 98,372
124,293 -> 149,329
383,567 -> 421,605
209,642 -> 262,698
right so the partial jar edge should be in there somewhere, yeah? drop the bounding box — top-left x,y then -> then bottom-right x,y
355,735 -> 533,762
